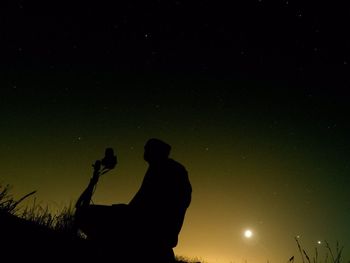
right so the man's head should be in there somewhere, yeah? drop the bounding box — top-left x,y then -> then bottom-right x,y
144,138 -> 171,164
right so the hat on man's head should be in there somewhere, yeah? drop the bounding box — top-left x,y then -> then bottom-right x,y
145,138 -> 171,158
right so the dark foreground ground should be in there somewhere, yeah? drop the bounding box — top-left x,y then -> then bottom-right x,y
0,211 -> 194,263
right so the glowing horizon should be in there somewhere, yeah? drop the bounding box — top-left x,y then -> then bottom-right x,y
2,74 -> 350,263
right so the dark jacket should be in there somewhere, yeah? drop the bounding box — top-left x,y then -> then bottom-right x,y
129,158 -> 192,247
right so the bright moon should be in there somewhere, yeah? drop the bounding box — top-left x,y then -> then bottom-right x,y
244,229 -> 253,238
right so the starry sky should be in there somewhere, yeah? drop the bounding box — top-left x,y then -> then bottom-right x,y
1,1 -> 350,262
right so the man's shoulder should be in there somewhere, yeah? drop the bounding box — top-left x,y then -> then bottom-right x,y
167,158 -> 186,170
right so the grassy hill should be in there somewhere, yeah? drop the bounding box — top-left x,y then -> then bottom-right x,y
0,184 -> 199,263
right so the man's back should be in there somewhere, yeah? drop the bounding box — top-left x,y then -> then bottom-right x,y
129,158 -> 192,248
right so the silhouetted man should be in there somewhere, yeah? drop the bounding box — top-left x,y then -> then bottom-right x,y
75,138 -> 192,262
128,138 -> 192,261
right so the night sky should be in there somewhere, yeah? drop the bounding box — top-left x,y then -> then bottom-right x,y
1,1 -> 350,262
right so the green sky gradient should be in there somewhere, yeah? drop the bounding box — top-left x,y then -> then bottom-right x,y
1,72 -> 349,262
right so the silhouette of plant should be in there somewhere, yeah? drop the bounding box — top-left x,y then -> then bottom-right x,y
292,237 -> 345,263
0,184 -> 36,214
19,198 -> 76,236
175,256 -> 202,263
